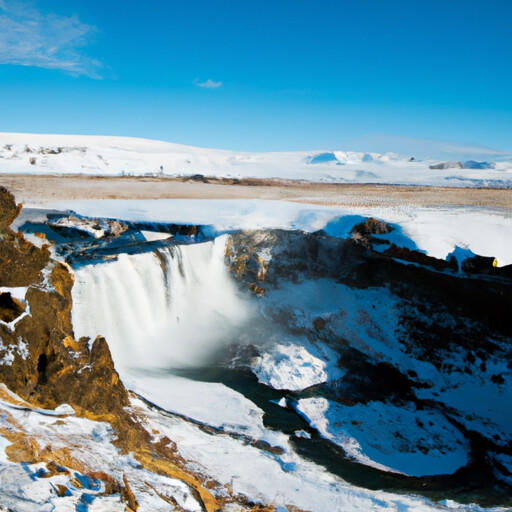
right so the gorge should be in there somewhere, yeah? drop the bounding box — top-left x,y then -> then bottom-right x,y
1,184 -> 511,511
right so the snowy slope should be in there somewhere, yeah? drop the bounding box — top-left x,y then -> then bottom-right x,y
1,385 -> 497,512
1,132 -> 512,186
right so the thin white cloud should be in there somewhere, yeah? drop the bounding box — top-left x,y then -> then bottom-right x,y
194,78 -> 223,89
0,0 -> 102,78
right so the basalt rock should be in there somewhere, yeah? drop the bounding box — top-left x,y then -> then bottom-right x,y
226,229 -> 368,290
429,161 -> 463,170
351,217 -> 392,237
350,217 -> 393,248
461,254 -> 496,274
383,244 -> 457,272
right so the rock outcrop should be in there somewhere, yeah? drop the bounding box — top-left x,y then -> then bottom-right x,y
226,227 -> 512,502
0,187 -> 128,416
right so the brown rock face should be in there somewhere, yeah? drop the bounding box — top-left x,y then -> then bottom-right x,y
0,186 -> 50,288
0,186 -> 22,229
351,217 -> 392,237
350,217 -> 393,249
0,188 -> 127,415
383,244 -> 456,272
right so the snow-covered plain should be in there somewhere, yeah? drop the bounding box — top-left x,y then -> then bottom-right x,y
1,132 -> 512,186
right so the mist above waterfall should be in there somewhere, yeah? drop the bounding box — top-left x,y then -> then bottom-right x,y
72,235 -> 254,371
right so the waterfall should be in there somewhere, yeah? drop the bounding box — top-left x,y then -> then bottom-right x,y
71,235 -> 253,371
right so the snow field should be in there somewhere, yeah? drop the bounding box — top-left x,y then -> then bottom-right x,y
1,132 -> 511,187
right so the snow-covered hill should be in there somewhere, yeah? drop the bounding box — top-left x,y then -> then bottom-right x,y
1,132 -> 511,187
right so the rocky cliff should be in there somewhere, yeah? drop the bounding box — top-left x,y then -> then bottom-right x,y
225,224 -> 512,503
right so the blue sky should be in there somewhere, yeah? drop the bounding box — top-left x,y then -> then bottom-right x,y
0,0 -> 511,155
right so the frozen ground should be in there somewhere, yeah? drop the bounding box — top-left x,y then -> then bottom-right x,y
3,134 -> 511,510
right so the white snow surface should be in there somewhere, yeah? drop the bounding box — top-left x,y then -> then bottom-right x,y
1,132 -> 511,186
250,340 -> 343,391
140,230 -> 172,241
251,343 -> 329,391
296,398 -> 470,477
124,372 -> 280,444
28,199 -> 512,266
0,435 -> 11,464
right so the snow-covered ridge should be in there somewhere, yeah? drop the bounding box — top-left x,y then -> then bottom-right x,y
1,132 -> 511,186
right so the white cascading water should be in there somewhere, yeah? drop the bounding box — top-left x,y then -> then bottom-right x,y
71,235 -> 254,371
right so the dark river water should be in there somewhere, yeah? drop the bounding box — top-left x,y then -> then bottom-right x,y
172,364 -> 510,508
